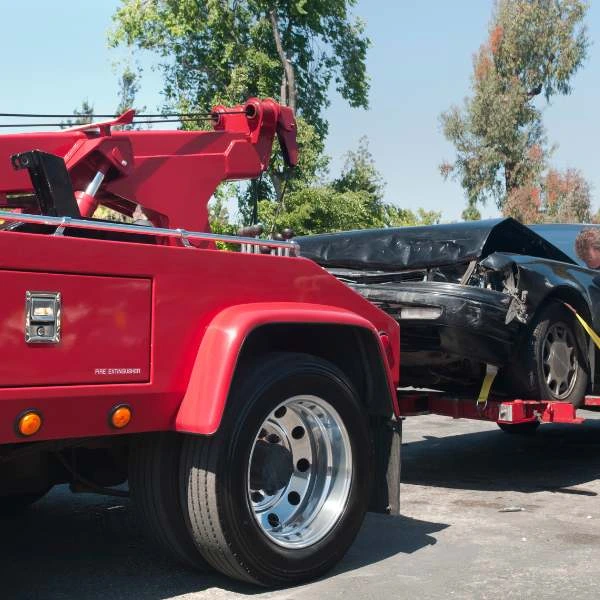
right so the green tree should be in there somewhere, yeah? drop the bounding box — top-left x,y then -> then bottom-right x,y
116,67 -> 139,115
259,136 -> 440,235
544,168 -> 592,223
110,0 -> 369,138
383,206 -> 441,227
461,204 -> 482,221
503,167 -> 592,224
440,0 -> 589,214
110,0 -> 370,218
259,189 -> 441,236
60,100 -> 94,128
208,183 -> 236,234
236,117 -> 328,224
333,136 -> 385,217
115,65 -> 147,127
257,186 -> 382,236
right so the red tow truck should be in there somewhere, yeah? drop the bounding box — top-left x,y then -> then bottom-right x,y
0,98 -> 593,588
0,100 -> 402,587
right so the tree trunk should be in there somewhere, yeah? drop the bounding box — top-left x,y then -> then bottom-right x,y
269,10 -> 296,113
280,73 -> 287,106
505,161 -> 516,198
270,167 -> 283,201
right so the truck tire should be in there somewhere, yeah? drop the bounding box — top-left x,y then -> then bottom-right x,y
128,433 -> 210,571
510,301 -> 588,408
180,353 -> 372,587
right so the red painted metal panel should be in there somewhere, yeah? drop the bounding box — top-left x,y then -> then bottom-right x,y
176,302 -> 396,435
0,231 -> 399,444
0,99 -> 297,235
0,271 -> 151,386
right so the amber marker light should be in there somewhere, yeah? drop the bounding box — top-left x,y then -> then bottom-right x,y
110,405 -> 132,429
17,411 -> 42,437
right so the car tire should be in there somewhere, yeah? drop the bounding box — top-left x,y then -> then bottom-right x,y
180,352 -> 372,587
511,300 -> 588,408
128,433 -> 211,571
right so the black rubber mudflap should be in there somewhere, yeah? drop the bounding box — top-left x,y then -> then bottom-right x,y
368,416 -> 402,515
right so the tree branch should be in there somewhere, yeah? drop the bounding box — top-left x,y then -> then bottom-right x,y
269,9 -> 296,113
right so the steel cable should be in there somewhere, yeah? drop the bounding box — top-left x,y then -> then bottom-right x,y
0,110 -> 246,128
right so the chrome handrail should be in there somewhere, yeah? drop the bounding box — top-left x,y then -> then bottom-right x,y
0,210 -> 300,256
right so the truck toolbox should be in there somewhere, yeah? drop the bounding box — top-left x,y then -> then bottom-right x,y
0,271 -> 151,386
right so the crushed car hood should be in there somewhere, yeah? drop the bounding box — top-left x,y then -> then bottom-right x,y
298,218 -> 575,271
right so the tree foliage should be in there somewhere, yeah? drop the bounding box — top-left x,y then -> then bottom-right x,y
258,186 -> 381,235
544,167 -> 592,222
503,167 -> 592,223
383,206 -> 442,228
258,188 -> 441,236
115,66 -> 147,130
461,204 -> 482,221
258,137 -> 440,236
111,2 -> 441,235
236,116 -> 328,223
110,0 -> 370,222
440,0 -> 589,214
110,0 -> 369,140
333,135 -> 384,214
115,67 -> 140,115
60,100 -> 94,128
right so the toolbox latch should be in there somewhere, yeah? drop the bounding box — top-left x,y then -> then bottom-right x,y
25,291 -> 61,344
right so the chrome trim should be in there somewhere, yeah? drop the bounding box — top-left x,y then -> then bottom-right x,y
84,171 -> 106,197
25,291 -> 61,344
0,210 -> 300,256
247,395 -> 353,549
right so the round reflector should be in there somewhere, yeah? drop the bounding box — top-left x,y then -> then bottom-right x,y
17,411 -> 42,437
110,405 -> 132,429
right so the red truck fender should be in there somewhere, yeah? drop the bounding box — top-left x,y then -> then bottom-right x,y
175,302 -> 397,435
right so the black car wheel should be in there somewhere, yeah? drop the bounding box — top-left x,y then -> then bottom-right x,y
512,301 -> 588,408
180,353 -> 371,587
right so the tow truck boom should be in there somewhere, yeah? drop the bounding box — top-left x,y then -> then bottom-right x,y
0,98 -> 297,232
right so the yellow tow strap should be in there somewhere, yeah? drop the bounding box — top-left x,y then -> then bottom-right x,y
476,303 -> 595,410
563,303 -> 600,350
477,364 -> 498,409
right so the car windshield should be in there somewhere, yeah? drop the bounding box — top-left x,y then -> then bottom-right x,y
528,224 -> 587,266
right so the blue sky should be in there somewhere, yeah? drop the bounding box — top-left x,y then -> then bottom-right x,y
1,1 -> 598,221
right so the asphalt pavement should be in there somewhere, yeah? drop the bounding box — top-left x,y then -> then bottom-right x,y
3,410 -> 600,600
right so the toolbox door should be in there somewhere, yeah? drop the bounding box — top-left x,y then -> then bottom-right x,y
0,271 -> 151,386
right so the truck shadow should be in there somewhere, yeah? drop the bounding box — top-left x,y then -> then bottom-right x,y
334,512 -> 448,575
0,486 -> 447,599
402,413 -> 600,495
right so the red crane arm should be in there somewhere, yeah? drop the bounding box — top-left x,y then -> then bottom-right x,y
0,98 -> 297,233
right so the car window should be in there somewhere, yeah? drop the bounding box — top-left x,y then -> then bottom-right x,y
528,224 -> 586,266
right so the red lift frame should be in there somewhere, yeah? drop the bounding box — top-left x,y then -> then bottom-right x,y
396,393 -> 600,426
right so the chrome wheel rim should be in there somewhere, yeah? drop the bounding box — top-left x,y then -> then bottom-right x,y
542,322 -> 578,399
247,395 -> 353,549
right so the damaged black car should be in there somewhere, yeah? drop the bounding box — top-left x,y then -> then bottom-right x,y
299,218 -> 600,407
